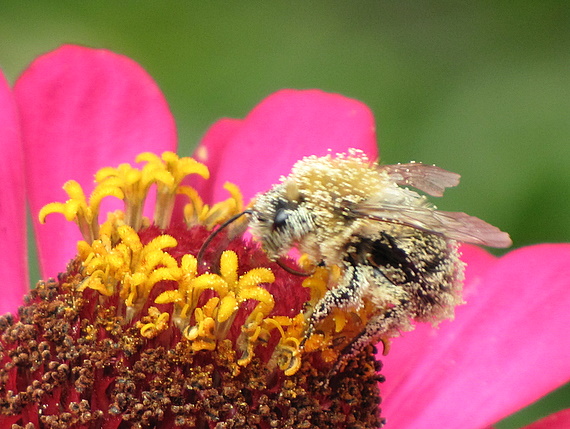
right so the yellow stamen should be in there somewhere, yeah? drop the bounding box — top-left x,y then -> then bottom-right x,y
138,307 -> 170,339
39,180 -> 124,243
180,181 -> 244,229
135,152 -> 210,228
237,268 -> 275,295
217,293 -> 238,323
219,250 -> 239,286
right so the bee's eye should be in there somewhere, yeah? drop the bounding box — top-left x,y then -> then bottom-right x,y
273,208 -> 288,230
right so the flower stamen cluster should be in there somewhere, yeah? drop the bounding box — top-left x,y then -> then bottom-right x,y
38,152 -> 384,374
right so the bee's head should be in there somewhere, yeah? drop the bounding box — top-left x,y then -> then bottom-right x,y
250,184 -> 316,260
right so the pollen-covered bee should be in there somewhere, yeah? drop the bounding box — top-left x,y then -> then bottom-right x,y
248,149 -> 511,359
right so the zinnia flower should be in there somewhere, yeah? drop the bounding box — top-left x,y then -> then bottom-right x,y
1,45 -> 569,428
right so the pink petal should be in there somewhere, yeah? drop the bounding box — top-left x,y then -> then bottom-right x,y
381,244 -> 570,429
190,118 -> 243,206
14,45 -> 177,278
192,89 -> 378,204
524,408 -> 570,429
379,245 -> 497,397
0,71 -> 27,314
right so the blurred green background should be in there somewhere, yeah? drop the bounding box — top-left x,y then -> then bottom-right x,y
1,2 -> 568,427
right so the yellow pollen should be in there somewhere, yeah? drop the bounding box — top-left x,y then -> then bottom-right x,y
138,307 -> 170,339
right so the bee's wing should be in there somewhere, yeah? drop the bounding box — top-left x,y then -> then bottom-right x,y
355,203 -> 512,248
381,163 -> 460,197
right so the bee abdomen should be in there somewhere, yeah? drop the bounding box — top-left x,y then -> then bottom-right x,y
344,230 -> 461,317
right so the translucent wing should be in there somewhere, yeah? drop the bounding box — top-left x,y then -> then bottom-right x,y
355,202 -> 512,248
381,163 -> 460,197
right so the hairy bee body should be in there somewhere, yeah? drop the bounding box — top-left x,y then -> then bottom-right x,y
249,150 -> 511,358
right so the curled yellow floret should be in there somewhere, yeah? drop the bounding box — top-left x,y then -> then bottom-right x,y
78,222 -> 179,320
155,250 -> 277,357
39,180 -> 124,243
138,152 -> 210,228
138,307 -> 170,339
42,152 -> 214,235
180,181 -> 245,229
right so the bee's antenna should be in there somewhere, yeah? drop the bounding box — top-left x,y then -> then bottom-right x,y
197,210 -> 252,270
276,259 -> 312,277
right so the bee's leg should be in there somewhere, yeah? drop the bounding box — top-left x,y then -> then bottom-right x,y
322,309 -> 397,378
345,309 -> 402,356
327,265 -> 411,375
305,264 -> 368,337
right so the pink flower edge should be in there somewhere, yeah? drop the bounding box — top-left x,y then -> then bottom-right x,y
191,88 -> 379,204
0,71 -> 27,313
524,408 -> 570,429
14,45 -> 177,278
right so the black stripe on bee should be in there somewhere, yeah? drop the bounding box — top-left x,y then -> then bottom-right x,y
344,230 -> 455,310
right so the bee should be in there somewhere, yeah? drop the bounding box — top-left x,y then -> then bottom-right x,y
247,149 -> 512,360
